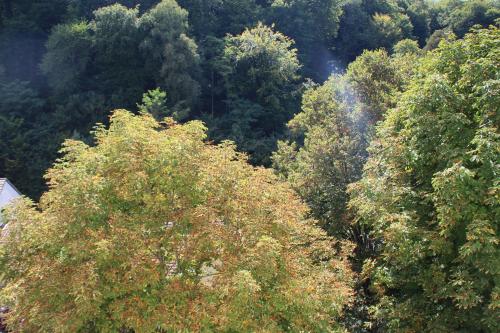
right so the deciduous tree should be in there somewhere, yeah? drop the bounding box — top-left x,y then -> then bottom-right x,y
349,25 -> 500,332
215,23 -> 301,165
0,110 -> 354,332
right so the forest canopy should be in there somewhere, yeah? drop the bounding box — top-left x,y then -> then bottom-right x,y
0,0 -> 498,332
1,0 -> 499,198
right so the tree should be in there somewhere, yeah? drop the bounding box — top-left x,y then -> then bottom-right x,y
399,0 -> 433,46
41,5 -> 144,110
346,49 -> 401,123
137,88 -> 170,120
272,39 -> 425,331
40,21 -> 94,96
392,38 -> 421,56
91,4 -> 146,107
349,26 -> 499,332
139,0 -> 201,117
0,110 -> 354,332
41,0 -> 200,121
272,77 -> 366,239
443,0 -> 500,37
215,23 -> 301,165
371,11 -> 413,49
267,0 -> 344,80
272,42 -> 422,243
332,0 -> 414,65
424,28 -> 454,51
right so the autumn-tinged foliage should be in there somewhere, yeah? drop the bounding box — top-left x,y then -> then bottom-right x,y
1,1 -> 499,331
349,26 -> 500,332
0,110 -> 353,332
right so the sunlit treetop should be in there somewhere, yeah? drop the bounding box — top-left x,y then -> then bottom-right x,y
0,110 -> 353,332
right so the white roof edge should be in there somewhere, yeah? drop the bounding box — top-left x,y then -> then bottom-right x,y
0,178 -> 21,196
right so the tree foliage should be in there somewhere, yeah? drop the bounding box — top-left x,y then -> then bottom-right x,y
273,42 -> 422,238
137,88 -> 170,120
42,0 -> 199,114
267,0 -> 344,79
2,0 -> 499,197
272,41 -> 424,331
272,77 -> 365,238
139,0 -> 200,115
349,25 -> 500,332
332,0 -> 414,64
0,77 -> 61,198
0,110 -> 353,332
212,23 -> 301,165
1,2 -> 499,330
440,0 -> 500,37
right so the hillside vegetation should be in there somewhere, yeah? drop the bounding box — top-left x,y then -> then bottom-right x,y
0,1 -> 498,332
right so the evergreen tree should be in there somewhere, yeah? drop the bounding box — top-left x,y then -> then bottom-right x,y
137,88 -> 170,120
